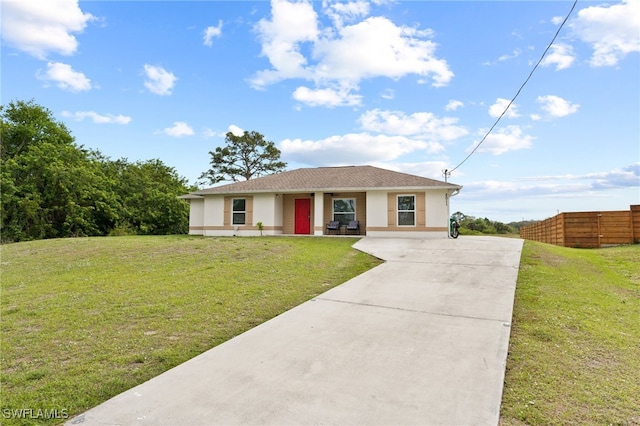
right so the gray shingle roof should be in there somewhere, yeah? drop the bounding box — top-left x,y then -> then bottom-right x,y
189,166 -> 461,196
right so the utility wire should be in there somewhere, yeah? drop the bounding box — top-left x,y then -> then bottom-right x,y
446,0 -> 578,177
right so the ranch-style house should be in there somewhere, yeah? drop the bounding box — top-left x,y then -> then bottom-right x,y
179,165 -> 462,238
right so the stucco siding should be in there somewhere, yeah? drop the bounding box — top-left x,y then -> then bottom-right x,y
200,195 -> 276,237
364,190 -> 448,238
204,196 -> 225,227
314,192 -> 325,235
274,195 -> 283,228
426,190 -> 449,227
251,193 -> 283,236
366,191 -> 388,228
187,198 -> 205,235
252,194 -> 275,226
202,196 -> 224,236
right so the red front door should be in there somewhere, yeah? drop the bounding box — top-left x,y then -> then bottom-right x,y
294,198 -> 311,234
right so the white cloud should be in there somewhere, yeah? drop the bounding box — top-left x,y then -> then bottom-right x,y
470,125 -> 533,155
202,128 -> 223,138
461,163 -> 640,207
522,163 -> 640,190
61,110 -> 131,124
38,62 -> 91,92
483,48 -> 525,66
591,163 -> 640,189
143,64 -> 177,95
313,16 -> 452,87
488,98 -> 519,118
570,0 -> 640,67
322,0 -> 370,28
536,95 -> 580,118
280,132 -> 441,166
445,99 -> 464,111
498,49 -> 522,62
0,0 -> 95,59
359,109 -> 468,141
252,0 -> 319,87
551,16 -> 564,26
452,163 -> 640,221
540,43 -> 575,70
293,86 -> 362,107
281,107 -> 468,167
385,160 -> 453,180
203,20 -> 223,47
380,89 -> 395,100
252,0 -> 453,107
461,179 -> 595,204
228,125 -> 244,136
163,122 -> 194,137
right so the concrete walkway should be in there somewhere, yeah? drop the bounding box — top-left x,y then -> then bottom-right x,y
68,236 -> 523,426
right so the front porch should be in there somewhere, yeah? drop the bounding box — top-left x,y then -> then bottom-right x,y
282,192 -> 366,236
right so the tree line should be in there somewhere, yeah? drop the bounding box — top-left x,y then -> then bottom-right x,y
1,100 -> 196,242
451,212 -> 532,235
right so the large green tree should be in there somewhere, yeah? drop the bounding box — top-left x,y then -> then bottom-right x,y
1,99 -> 74,161
103,159 -> 193,235
199,130 -> 287,184
1,100 -> 194,242
1,100 -> 120,241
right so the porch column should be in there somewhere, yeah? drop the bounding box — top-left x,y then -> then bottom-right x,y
314,192 -> 325,235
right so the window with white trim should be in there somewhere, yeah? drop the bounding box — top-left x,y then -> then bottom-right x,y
397,195 -> 415,226
232,198 -> 246,225
333,198 -> 356,226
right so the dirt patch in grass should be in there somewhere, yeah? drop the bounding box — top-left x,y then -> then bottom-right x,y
526,248 -> 568,267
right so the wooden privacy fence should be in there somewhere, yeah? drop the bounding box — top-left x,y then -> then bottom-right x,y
520,205 -> 640,248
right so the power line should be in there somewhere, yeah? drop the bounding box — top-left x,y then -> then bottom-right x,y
446,0 -> 578,177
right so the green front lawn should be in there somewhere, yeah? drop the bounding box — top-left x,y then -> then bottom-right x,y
3,236 -> 638,425
0,236 -> 381,424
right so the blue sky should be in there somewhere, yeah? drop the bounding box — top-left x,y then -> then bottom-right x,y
2,0 -> 639,222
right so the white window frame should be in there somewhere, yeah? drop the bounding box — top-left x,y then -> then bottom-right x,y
397,194 -> 416,227
232,198 -> 246,225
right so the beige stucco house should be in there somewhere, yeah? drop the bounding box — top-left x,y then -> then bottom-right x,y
180,165 -> 461,238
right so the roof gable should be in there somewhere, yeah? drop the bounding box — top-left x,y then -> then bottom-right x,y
190,166 -> 460,196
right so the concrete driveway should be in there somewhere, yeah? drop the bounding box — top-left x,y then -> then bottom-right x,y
68,236 -> 523,426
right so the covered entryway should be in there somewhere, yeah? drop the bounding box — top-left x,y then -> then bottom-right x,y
294,198 -> 311,234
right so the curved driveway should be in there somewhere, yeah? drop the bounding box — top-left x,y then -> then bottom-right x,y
69,236 -> 523,426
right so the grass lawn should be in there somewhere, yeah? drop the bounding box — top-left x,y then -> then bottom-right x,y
0,235 -> 381,424
3,236 -> 639,425
500,241 -> 640,425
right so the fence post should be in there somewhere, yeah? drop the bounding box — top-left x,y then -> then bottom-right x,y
596,212 -> 602,248
629,205 -> 640,244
